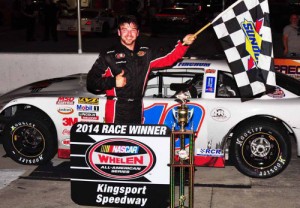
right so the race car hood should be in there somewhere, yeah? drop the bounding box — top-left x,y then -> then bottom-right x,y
0,73 -> 94,105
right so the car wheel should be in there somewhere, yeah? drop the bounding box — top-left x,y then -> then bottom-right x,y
2,111 -> 57,165
230,120 -> 291,178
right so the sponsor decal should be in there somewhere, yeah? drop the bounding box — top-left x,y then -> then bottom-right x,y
196,148 -> 223,156
205,69 -> 216,74
79,112 -> 97,117
137,51 -> 146,56
10,122 -> 35,132
205,77 -> 215,93
56,97 -> 75,105
77,104 -> 99,111
267,87 -> 285,98
86,138 -> 156,180
241,18 -> 263,70
57,107 -> 74,115
211,108 -> 230,122
274,58 -> 300,80
63,117 -> 78,126
62,138 -> 70,146
115,53 -> 125,59
259,154 -> 286,177
17,155 -> 44,164
62,129 -> 70,135
81,116 -> 99,120
78,97 -> 99,105
177,62 -> 211,67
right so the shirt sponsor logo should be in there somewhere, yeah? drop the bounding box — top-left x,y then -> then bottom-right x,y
86,138 -> 156,180
115,53 -> 125,59
137,51 -> 146,56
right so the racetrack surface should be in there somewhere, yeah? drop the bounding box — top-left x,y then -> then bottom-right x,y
0,139 -> 299,208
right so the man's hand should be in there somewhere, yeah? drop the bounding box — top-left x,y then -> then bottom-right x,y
116,70 -> 126,88
183,34 -> 196,46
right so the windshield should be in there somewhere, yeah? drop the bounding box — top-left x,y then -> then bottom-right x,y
276,72 -> 300,96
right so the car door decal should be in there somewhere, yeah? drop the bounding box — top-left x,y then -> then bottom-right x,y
143,103 -> 205,149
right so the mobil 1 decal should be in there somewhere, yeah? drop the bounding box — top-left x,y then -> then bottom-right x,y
70,122 -> 171,207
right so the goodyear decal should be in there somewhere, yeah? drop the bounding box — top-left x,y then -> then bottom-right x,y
241,18 -> 263,70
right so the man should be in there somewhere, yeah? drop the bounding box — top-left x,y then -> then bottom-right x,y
22,0 -> 38,41
283,13 -> 300,57
87,16 -> 195,124
43,0 -> 59,41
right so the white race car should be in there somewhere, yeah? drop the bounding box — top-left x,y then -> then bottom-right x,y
57,8 -> 116,36
0,58 -> 299,179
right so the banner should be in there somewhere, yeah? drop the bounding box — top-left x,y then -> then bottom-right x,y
70,123 -> 171,207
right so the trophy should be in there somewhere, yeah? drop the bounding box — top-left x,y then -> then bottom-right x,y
172,91 -> 194,132
170,91 -> 195,208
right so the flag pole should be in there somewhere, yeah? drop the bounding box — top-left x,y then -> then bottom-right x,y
183,0 -> 244,45
183,22 -> 212,45
192,22 -> 212,38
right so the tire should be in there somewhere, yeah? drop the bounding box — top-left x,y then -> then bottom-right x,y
2,111 -> 57,165
230,120 -> 291,178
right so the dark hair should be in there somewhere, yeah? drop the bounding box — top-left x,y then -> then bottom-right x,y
118,15 -> 139,29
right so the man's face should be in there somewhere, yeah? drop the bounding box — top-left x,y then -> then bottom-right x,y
118,23 -> 139,49
290,15 -> 299,26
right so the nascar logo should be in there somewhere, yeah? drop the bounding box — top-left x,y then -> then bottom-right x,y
241,19 -> 263,70
86,138 -> 156,180
100,145 -> 140,154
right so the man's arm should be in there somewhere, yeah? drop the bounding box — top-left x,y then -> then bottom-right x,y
149,34 -> 195,69
283,34 -> 288,56
283,26 -> 289,56
86,54 -> 116,94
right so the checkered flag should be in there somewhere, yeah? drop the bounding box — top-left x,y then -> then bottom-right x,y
212,0 -> 276,98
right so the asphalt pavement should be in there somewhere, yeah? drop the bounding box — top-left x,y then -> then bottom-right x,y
0,140 -> 299,208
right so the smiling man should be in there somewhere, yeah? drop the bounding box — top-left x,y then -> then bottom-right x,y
87,16 -> 195,124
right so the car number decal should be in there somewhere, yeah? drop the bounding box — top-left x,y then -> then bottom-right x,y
143,103 -> 205,149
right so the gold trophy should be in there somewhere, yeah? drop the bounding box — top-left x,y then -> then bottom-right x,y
170,91 -> 195,208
